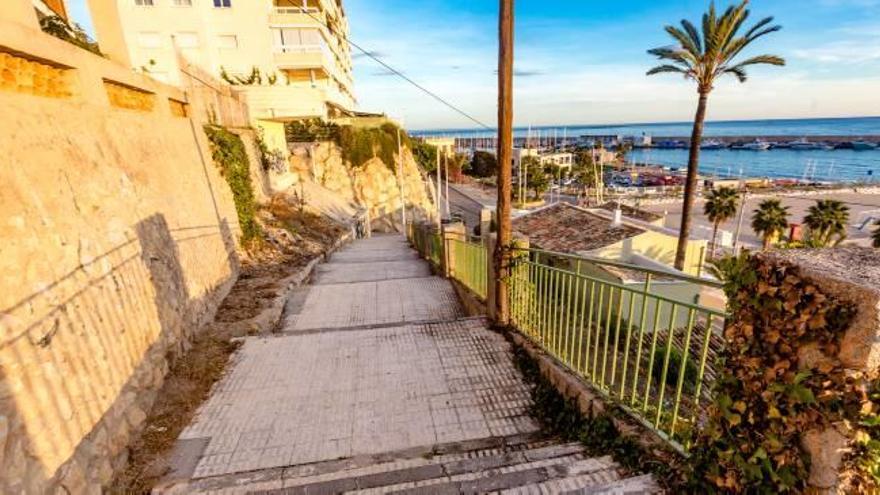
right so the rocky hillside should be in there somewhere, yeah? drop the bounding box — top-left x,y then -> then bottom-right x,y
282,141 -> 435,232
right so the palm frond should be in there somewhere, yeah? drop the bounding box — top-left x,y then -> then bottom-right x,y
647,0 -> 783,90
744,16 -> 776,39
747,24 -> 783,43
646,64 -> 689,77
731,55 -> 786,68
681,19 -> 702,53
665,25 -> 701,56
723,66 -> 748,82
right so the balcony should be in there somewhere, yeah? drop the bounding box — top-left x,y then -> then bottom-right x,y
273,42 -> 353,94
269,7 -> 325,27
235,84 -> 354,121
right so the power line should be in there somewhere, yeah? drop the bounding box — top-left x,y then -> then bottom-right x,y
300,9 -> 493,130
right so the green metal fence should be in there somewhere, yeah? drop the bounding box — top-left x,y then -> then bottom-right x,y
449,238 -> 488,299
409,223 -> 442,269
508,248 -> 727,452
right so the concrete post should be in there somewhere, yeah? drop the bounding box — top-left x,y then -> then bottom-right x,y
480,207 -> 492,244
486,234 -> 498,321
86,0 -> 133,67
1,1 -> 39,29
441,222 -> 465,279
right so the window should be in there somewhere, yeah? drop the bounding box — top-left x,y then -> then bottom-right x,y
274,28 -> 321,49
135,0 -> 154,5
213,0 -> 231,7
174,32 -> 200,49
137,32 -> 161,48
173,0 -> 193,5
217,35 -> 239,49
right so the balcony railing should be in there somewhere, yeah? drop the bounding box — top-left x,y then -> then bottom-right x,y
273,6 -> 320,15
273,43 -> 324,54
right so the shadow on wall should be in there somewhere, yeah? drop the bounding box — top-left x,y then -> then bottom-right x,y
0,214 -> 238,492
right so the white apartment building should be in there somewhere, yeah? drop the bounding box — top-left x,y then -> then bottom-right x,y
107,0 -> 356,148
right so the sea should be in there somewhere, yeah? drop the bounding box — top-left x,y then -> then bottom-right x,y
416,117 -> 880,183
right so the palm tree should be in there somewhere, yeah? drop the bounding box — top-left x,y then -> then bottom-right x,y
873,220 -> 880,248
804,199 -> 850,247
704,186 -> 740,257
751,199 -> 790,250
647,1 -> 785,269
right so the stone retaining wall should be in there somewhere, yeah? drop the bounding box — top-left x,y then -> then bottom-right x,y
0,18 -> 244,493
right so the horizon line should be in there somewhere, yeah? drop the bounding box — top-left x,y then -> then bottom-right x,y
411,114 -> 880,134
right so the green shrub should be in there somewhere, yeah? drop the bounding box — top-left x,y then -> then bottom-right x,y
651,344 -> 699,393
39,15 -> 102,56
204,126 -> 261,245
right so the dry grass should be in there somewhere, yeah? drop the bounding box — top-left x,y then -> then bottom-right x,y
110,336 -> 240,494
111,197 -> 345,493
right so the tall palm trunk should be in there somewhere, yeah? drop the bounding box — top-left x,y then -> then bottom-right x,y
674,90 -> 709,271
710,221 -> 719,258
762,235 -> 771,251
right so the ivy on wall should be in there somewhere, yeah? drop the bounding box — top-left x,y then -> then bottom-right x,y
691,252 -> 880,493
284,119 -> 412,170
204,125 -> 261,246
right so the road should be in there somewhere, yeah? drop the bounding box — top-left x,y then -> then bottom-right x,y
445,183 -> 880,248
445,183 -> 495,234
643,191 -> 880,248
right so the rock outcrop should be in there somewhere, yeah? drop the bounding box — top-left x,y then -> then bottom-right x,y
285,141 -> 435,232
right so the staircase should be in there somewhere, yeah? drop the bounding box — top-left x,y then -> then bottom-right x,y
158,235 -> 660,494
249,438 -> 658,495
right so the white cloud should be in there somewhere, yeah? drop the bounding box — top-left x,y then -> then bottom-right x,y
793,39 -> 880,63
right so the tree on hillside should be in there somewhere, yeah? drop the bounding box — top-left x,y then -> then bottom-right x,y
446,153 -> 469,184
519,156 -> 548,201
469,151 -> 498,178
411,141 -> 438,173
872,220 -> 880,248
647,1 -> 785,269
704,186 -> 739,257
574,150 -> 596,197
751,199 -> 790,250
804,199 -> 850,247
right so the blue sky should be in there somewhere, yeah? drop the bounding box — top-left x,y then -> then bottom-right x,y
345,0 -> 880,129
67,0 -> 880,129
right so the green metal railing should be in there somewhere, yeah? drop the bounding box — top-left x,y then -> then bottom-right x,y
409,223 -> 442,269
449,238 -> 488,299
508,248 -> 727,452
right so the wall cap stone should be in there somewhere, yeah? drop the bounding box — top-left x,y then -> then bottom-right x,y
762,247 -> 880,371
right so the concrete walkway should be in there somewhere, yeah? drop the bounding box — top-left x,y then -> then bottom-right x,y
159,234 -> 659,494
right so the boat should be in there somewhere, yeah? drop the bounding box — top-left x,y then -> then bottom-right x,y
701,139 -> 726,150
731,140 -> 771,151
852,141 -> 878,151
790,138 -> 826,150
656,140 -> 687,149
742,140 -> 772,151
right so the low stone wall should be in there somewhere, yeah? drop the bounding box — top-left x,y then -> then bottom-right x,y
690,248 -> 880,493
0,19 -> 243,493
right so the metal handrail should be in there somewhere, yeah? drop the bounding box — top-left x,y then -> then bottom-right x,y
513,246 -> 723,289
516,260 -> 726,317
508,253 -> 727,452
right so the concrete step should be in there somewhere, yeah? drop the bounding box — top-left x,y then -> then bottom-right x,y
558,473 -> 662,495
244,442 -> 623,495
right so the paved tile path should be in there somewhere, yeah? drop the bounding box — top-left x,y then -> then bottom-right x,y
160,234 -> 659,494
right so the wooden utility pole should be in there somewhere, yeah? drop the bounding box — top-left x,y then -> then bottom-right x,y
495,0 -> 514,325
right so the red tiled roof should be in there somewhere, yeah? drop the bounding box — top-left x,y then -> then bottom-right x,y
512,203 -> 644,253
